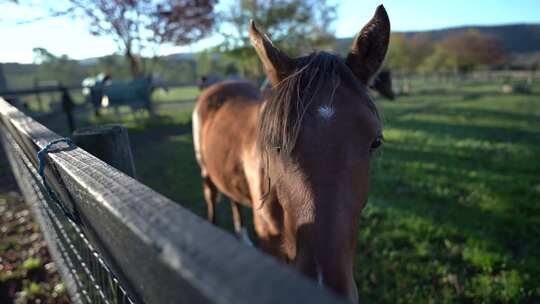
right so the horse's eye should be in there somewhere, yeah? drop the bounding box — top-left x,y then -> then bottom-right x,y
370,136 -> 383,151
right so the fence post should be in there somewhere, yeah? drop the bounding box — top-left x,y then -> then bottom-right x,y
60,86 -> 76,133
34,78 -> 44,112
73,124 -> 136,178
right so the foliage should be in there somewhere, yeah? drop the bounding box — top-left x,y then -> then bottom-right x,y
416,45 -> 457,74
385,34 -> 408,71
436,30 -> 507,72
194,48 -> 240,78
87,53 -> 198,82
218,0 -> 337,79
386,33 -> 435,73
31,47 -> 89,85
21,258 -> 42,271
55,0 -> 217,76
386,30 -> 507,74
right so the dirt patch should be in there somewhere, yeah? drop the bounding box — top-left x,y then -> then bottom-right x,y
0,141 -> 70,303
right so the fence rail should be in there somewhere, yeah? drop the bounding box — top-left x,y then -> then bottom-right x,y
0,97 -> 345,304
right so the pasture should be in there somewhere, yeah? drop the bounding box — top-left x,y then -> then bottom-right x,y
5,79 -> 539,303
16,86 -> 199,113
2,1 -> 539,303
53,80 -> 537,303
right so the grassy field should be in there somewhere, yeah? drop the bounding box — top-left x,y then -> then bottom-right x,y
153,86 -> 199,103
122,83 -> 539,303
6,81 -> 540,303
360,88 -> 540,302
15,85 -> 199,113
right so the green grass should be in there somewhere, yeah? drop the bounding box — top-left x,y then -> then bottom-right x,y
152,86 -> 200,103
19,91 -> 85,113
48,82 -> 540,302
359,91 -> 540,302
19,85 -> 199,114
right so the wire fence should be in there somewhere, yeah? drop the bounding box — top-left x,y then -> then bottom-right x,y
1,115 -> 137,304
391,70 -> 540,95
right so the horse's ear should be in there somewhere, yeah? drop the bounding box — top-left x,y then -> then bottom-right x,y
345,5 -> 390,85
249,20 -> 295,86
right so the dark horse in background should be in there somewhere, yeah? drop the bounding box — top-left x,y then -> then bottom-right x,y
192,6 -> 390,302
371,69 -> 394,100
81,73 -> 168,116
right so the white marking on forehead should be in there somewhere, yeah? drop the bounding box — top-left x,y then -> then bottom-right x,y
317,105 -> 335,120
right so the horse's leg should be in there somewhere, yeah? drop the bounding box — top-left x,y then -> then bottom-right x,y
230,201 -> 243,233
252,205 -> 283,258
202,176 -> 218,224
243,154 -> 282,254
231,201 -> 252,245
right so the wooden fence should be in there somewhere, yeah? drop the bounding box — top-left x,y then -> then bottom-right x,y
0,97 -> 345,304
391,70 -> 540,96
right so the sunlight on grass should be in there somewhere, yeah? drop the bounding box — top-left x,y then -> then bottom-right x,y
153,86 -> 200,103
92,83 -> 540,302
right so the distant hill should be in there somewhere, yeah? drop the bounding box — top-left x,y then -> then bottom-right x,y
162,52 -> 196,61
3,23 -> 540,89
335,23 -> 540,55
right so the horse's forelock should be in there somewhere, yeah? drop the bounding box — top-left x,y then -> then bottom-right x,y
257,52 -> 379,157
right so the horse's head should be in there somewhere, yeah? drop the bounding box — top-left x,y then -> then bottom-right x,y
250,5 -> 389,302
372,69 -> 395,100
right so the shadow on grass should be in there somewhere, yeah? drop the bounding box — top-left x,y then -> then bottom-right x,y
124,115 -> 255,236
359,108 -> 540,302
389,116 -> 540,146
28,90 -> 540,302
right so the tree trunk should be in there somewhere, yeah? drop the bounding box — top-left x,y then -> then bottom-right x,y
126,49 -> 141,77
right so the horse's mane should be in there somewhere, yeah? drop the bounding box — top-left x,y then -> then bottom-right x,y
257,52 -> 379,157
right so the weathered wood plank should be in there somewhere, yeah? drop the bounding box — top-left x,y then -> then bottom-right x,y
0,97 -> 346,304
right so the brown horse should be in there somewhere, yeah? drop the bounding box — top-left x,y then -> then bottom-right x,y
261,68 -> 395,101
192,5 -> 389,302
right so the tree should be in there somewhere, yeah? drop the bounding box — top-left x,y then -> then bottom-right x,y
385,34 -> 412,72
386,30 -> 507,74
56,0 -> 216,77
219,0 -> 336,79
385,33 -> 435,73
32,47 -> 88,85
32,48 -> 56,65
408,33 -> 435,71
437,30 -> 507,72
416,45 -> 458,74
195,49 -> 217,77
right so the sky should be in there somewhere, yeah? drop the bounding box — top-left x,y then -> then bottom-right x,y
1,0 -> 539,63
